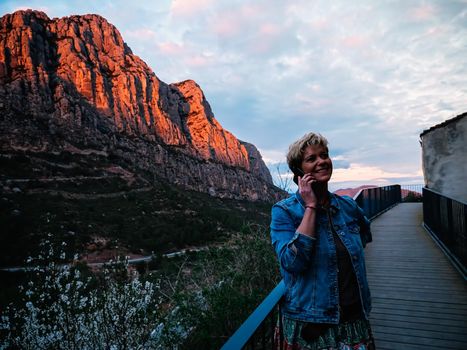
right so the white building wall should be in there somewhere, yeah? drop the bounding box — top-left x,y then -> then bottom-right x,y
421,114 -> 467,203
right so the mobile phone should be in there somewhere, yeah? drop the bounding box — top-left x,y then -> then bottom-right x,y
292,166 -> 318,186
291,166 -> 304,177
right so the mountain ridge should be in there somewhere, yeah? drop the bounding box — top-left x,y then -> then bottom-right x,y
0,9 -> 281,201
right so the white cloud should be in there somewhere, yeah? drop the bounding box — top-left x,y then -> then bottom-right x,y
332,164 -> 423,183
124,28 -> 157,41
260,149 -> 287,165
170,0 -> 215,19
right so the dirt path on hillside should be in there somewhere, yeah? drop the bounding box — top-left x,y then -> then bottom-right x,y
23,186 -> 154,199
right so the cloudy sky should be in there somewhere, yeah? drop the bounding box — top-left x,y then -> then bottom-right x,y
1,0 -> 466,191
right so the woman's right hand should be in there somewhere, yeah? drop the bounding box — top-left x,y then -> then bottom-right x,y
298,174 -> 318,207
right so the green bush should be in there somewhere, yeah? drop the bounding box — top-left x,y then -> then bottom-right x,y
151,223 -> 280,349
403,192 -> 422,202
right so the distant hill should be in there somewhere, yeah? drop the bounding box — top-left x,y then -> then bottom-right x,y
334,185 -> 378,198
401,188 -> 422,201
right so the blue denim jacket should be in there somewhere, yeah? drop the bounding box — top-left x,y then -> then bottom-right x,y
270,192 -> 372,323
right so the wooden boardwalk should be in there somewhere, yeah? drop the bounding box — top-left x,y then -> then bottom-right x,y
365,203 -> 467,349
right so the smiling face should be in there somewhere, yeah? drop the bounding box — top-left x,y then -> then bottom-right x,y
300,144 -> 333,183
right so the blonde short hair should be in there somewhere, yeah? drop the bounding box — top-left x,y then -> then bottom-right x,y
287,132 -> 329,174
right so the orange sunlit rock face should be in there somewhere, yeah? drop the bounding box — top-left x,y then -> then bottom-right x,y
0,10 -> 277,201
0,10 -> 256,167
173,80 -> 250,169
48,13 -> 189,145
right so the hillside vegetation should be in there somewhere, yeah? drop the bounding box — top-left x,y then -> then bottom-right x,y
0,150 -> 274,267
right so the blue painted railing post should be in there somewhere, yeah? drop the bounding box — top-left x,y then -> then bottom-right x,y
220,281 -> 286,350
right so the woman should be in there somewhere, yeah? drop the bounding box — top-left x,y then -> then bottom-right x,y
270,132 -> 375,350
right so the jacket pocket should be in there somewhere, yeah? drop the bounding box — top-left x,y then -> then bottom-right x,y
345,220 -> 365,249
346,220 -> 360,234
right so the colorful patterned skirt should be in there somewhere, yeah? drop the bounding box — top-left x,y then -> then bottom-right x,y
274,316 -> 375,350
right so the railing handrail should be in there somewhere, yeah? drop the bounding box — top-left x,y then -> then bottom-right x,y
353,185 -> 401,220
352,188 -> 367,201
352,185 -> 407,200
351,185 -> 386,201
220,280 -> 286,350
423,186 -> 466,205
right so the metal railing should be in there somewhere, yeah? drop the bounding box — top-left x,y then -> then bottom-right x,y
400,184 -> 423,202
422,187 -> 466,278
221,185 -> 402,349
354,185 -> 401,219
221,281 -> 285,350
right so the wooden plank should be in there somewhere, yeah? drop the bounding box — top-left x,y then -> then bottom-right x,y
369,286 -> 467,297
367,263 -> 458,269
373,339 -> 429,350
369,280 -> 466,291
368,290 -> 466,304
368,268 -> 458,275
372,324 -> 466,341
368,270 -> 462,277
371,305 -> 467,319
368,263 -> 458,268
367,261 -> 457,266
371,318 -> 466,335
372,297 -> 467,311
370,313 -> 466,328
374,332 -> 464,350
372,326 -> 466,348
367,261 -> 458,267
370,284 -> 464,293
369,279 -> 463,288
371,302 -> 467,316
371,309 -> 466,322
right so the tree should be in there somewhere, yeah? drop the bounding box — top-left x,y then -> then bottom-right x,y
273,163 -> 294,193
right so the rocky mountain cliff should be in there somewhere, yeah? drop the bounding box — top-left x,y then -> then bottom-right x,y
0,10 -> 281,201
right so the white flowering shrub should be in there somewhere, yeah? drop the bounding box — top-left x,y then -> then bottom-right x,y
0,240 -> 168,349
0,223 -> 279,349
